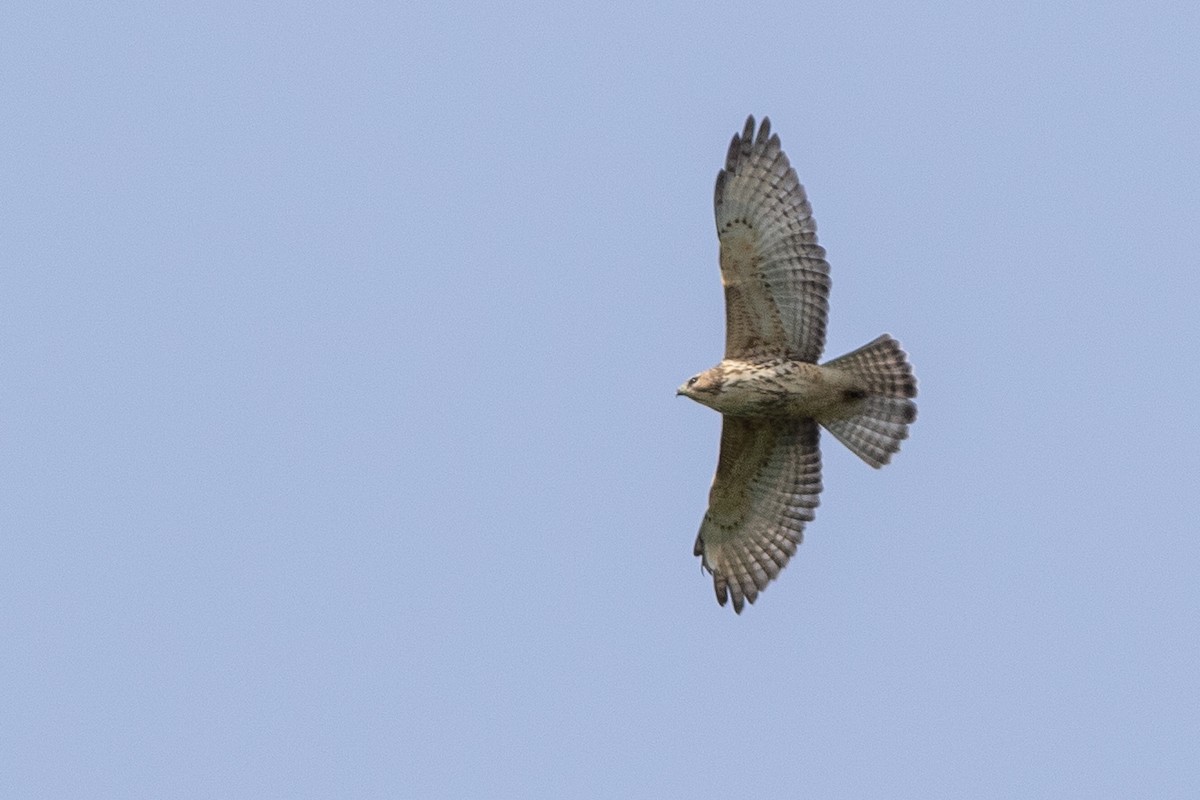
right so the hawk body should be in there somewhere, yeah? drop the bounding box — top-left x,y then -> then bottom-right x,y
682,358 -> 870,419
678,116 -> 918,613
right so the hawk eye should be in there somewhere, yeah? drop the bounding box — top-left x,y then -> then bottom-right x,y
687,376 -> 699,387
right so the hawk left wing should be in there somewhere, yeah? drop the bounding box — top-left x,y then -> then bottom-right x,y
694,417 -> 823,613
715,115 -> 831,363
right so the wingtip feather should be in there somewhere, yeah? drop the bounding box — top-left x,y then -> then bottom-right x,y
756,116 -> 771,145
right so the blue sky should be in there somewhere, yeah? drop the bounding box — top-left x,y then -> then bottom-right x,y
4,2 -> 1198,797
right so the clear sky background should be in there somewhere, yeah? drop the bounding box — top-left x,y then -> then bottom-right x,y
4,2 -> 1198,797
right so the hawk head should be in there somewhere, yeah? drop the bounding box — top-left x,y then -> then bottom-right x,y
677,366 -> 725,405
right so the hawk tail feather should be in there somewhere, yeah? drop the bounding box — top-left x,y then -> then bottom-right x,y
820,335 -> 918,468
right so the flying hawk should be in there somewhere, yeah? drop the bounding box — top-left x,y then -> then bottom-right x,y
678,116 -> 918,613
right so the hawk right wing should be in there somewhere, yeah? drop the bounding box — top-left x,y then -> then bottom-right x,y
694,417 -> 823,613
715,116 -> 831,363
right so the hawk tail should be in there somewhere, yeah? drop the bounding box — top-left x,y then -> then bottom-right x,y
820,334 -> 918,468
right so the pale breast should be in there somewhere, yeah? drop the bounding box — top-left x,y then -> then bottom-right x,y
714,360 -> 862,419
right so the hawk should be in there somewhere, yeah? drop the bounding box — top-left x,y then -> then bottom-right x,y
678,116 -> 918,613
